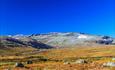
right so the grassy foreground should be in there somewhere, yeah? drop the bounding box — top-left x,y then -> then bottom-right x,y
0,45 -> 115,70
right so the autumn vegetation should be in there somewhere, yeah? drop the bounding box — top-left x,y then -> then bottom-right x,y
0,45 -> 115,70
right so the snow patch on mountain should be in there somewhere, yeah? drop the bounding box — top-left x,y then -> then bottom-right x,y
78,35 -> 88,39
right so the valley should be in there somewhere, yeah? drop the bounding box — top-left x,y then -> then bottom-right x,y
0,45 -> 115,70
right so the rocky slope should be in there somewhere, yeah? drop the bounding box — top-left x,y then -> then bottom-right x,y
0,36 -> 53,49
29,32 -> 115,47
2,32 -> 114,48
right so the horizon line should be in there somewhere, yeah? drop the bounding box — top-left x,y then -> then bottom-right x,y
0,32 -> 115,38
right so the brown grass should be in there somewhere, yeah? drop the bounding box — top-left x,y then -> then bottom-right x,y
0,45 -> 115,70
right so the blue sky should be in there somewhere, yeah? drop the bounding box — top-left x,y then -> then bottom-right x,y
0,0 -> 115,37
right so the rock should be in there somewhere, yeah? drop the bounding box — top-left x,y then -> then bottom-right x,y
102,36 -> 110,39
27,60 -> 33,64
75,59 -> 87,64
63,62 -> 71,64
112,58 -> 115,61
103,62 -> 115,67
15,62 -> 24,67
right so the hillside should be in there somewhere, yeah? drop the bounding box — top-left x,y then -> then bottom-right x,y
0,46 -> 115,70
9,32 -> 115,47
0,32 -> 115,70
0,36 -> 53,49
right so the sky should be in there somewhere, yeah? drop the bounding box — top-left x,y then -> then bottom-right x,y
0,0 -> 115,37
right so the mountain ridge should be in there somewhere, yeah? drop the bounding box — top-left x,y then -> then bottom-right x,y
0,32 -> 115,49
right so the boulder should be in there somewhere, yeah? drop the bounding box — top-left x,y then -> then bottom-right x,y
103,62 -> 115,67
15,62 -> 24,67
63,62 -> 71,64
112,58 -> 115,61
27,60 -> 33,64
75,59 -> 87,64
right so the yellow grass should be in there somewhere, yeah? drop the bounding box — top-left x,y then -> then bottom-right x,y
0,45 -> 115,70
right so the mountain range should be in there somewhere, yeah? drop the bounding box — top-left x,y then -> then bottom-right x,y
0,32 -> 115,49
